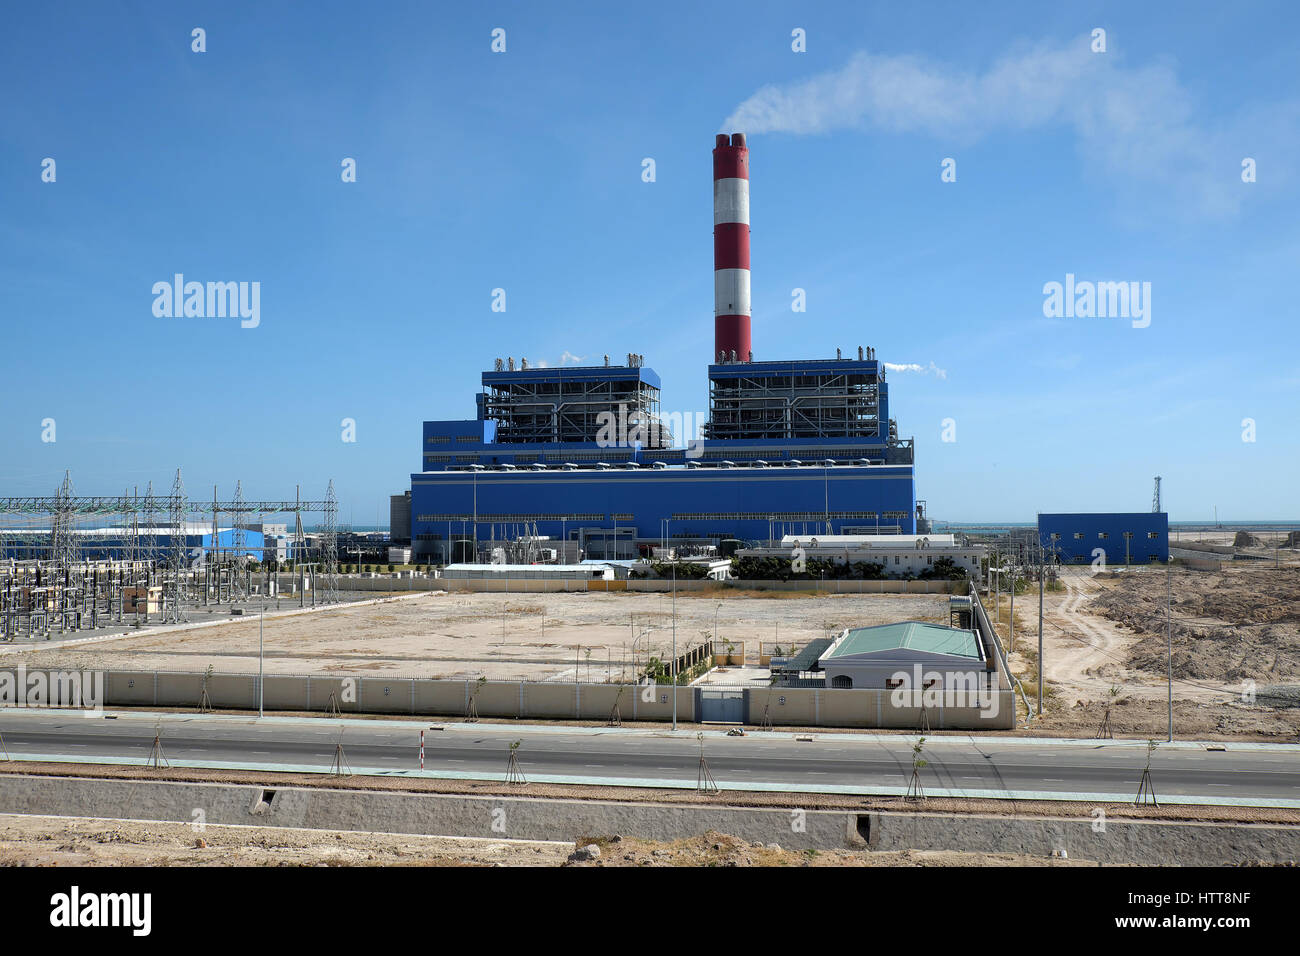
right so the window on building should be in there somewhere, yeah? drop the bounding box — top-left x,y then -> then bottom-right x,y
885,678 -> 903,689
1074,532 -> 1084,540
831,675 -> 853,689
1148,532 -> 1159,539
1098,532 -> 1109,539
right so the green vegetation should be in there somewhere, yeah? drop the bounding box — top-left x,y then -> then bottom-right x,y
916,556 -> 968,581
644,655 -> 712,684
730,556 -> 886,582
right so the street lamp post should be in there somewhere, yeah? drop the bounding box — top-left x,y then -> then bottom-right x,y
471,465 -> 480,560
258,593 -> 264,718
671,545 -> 677,731
1167,562 -> 1173,742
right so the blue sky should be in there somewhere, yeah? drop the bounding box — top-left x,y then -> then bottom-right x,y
2,1 -> 1297,525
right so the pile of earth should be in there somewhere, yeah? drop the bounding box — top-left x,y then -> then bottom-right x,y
1089,570 -> 1300,683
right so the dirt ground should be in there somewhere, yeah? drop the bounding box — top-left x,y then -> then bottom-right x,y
0,813 -> 568,867
569,830 -> 1100,867
993,564 -> 1300,740
1092,567 -> 1300,685
6,590 -> 949,681
0,815 -> 1104,867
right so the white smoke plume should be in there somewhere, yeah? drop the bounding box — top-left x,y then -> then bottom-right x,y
723,38 -> 1294,218
533,351 -> 586,369
885,362 -> 947,380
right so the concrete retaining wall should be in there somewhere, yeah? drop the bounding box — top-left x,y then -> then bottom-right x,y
746,686 -> 1016,730
101,670 -> 1013,729
1,775 -> 1293,864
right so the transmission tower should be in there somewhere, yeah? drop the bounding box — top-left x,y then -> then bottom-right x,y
163,469 -> 189,623
140,481 -> 159,578
1152,476 -> 1162,513
49,471 -> 79,570
320,480 -> 340,604
231,480 -> 249,603
119,487 -> 137,568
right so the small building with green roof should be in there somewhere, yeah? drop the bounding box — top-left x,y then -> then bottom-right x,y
816,620 -> 993,690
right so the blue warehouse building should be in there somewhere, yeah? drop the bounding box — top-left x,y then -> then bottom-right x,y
408,350 -> 923,563
1038,512 -> 1169,565
0,526 -> 267,563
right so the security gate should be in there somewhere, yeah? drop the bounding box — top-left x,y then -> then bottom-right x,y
697,689 -> 745,723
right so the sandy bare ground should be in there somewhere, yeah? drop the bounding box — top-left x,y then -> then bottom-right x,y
567,831 -> 1102,866
987,564 -> 1300,739
6,590 -> 949,682
0,813 -> 569,867
0,814 -> 1110,867
1042,575 -> 1231,703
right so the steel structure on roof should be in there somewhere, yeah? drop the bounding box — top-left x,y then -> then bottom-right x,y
704,360 -> 885,442
482,365 -> 670,447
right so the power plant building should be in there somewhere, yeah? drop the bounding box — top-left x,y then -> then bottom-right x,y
405,134 -> 923,563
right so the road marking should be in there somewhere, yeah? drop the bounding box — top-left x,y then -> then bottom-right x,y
1043,778 -> 1064,782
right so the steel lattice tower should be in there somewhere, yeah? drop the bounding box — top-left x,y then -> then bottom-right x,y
119,487 -> 137,568
320,480 -> 340,604
231,480 -> 249,602
141,481 -> 159,576
163,469 -> 189,623
49,471 -> 80,570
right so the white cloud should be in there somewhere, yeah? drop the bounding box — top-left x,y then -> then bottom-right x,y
723,38 -> 1295,219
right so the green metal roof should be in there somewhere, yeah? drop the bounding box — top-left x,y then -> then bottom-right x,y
823,621 -> 982,660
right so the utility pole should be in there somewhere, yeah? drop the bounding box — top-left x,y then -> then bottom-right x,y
993,549 -> 1000,625
671,559 -> 677,731
1167,561 -> 1173,742
1008,558 -> 1015,656
258,593 -> 265,718
1037,562 -> 1044,716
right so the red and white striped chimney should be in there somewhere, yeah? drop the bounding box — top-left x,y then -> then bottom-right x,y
713,132 -> 751,363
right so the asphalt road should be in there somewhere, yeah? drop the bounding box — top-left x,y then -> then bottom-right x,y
2,710 -> 1298,804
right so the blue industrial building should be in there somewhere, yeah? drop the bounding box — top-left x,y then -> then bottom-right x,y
0,527 -> 267,563
408,351 -> 922,562
404,134 -> 924,563
1037,513 -> 1169,565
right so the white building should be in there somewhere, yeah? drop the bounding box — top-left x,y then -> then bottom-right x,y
440,563 -> 614,581
737,533 -> 985,578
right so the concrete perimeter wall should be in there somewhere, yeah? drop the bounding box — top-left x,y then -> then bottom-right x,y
338,576 -> 962,594
1,775 -> 1294,864
98,670 -> 1013,729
